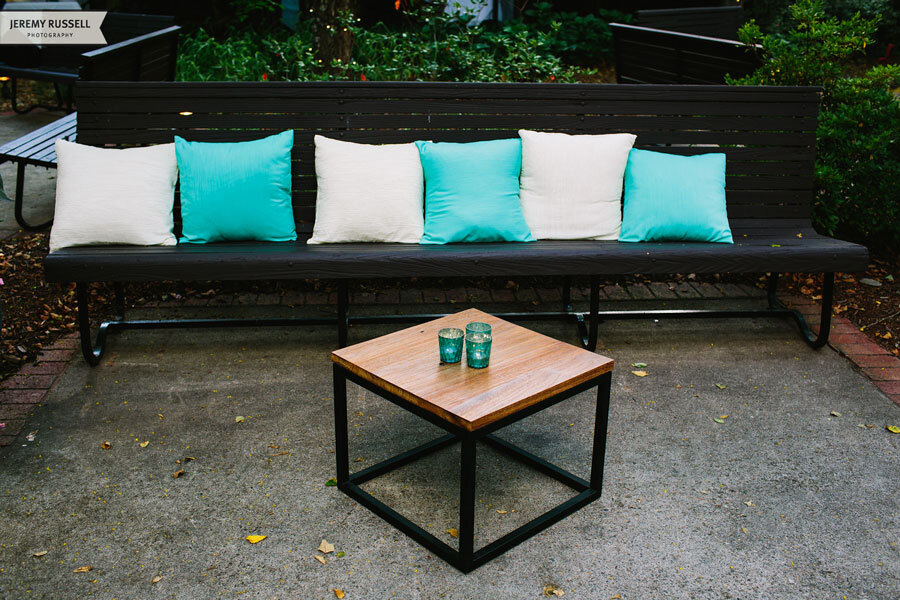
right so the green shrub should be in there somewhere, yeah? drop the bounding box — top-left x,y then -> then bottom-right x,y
729,0 -> 900,256
177,2 -> 626,83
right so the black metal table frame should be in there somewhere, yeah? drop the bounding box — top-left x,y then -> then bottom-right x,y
332,363 -> 612,573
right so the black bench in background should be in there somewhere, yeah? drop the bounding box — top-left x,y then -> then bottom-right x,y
0,12 -> 180,113
610,22 -> 759,85
635,6 -> 745,39
44,81 -> 868,365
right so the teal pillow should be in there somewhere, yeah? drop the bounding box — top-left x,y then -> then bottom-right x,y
416,139 -> 534,244
619,149 -> 733,244
175,131 -> 296,243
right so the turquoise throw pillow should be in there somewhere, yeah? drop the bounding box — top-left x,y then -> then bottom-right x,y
619,149 -> 733,243
416,139 -> 534,244
175,131 -> 296,244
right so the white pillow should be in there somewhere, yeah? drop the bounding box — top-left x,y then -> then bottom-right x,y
308,136 -> 424,244
518,130 -> 637,240
49,140 -> 177,253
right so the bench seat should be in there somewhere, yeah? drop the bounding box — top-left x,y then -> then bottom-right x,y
45,221 -> 866,282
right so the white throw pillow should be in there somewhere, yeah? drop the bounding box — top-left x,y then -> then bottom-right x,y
518,130 -> 637,240
308,136 -> 424,244
49,140 -> 177,253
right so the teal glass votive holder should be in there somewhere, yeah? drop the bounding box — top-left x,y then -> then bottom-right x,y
465,321 -> 491,337
438,327 -> 464,363
465,330 -> 492,369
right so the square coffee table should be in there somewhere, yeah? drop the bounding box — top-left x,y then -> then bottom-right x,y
331,308 -> 614,572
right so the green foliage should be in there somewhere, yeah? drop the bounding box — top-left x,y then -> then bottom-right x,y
729,0 -> 900,255
177,2 -> 625,83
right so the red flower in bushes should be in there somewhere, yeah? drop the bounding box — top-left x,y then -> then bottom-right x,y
360,74 -> 367,81
262,73 -> 268,81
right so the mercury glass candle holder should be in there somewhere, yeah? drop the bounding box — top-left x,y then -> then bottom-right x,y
438,327 -> 464,363
465,330 -> 492,369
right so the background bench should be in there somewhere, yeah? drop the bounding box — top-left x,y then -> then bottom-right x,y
0,12 -> 180,113
635,6 -> 745,39
45,81 -> 869,365
610,22 -> 759,85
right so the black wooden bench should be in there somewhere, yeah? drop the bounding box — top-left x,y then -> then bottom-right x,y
44,81 -> 869,365
0,111 -> 76,230
610,22 -> 759,84
635,6 -> 745,39
0,13 -> 179,113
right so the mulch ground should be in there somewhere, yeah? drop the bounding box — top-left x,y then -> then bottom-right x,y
2,230 -> 897,381
0,80 -> 64,114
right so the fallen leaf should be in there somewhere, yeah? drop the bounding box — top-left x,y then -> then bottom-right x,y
865,424 -> 876,428
887,426 -> 900,434
446,528 -> 459,538
796,233 -> 803,238
336,551 -> 345,558
542,585 -> 565,597
32,550 -> 47,557
496,510 -> 508,514
267,444 -> 279,449
184,457 -> 195,462
73,566 -> 93,573
631,370 -> 648,377
770,243 -> 781,247
173,470 -> 185,479
744,500 -> 754,507
26,430 -> 37,442
333,589 -> 345,599
139,441 -> 150,448
100,441 -> 111,450
715,383 -> 727,389
610,595 -> 622,600
157,414 -> 164,420
314,554 -> 327,565
270,451 -> 289,457
245,535 -> 267,544
353,457 -> 363,462
152,575 -> 162,584
830,411 -> 842,417
719,414 -> 729,420
235,416 -> 245,423
325,478 -> 337,487
631,362 -> 647,368
318,539 -> 334,554
713,417 -> 725,424
741,527 -> 749,533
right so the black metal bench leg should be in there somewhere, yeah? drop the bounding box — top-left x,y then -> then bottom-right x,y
768,272 -> 834,349
337,281 -> 349,348
76,282 -> 104,366
579,275 -> 599,352
13,161 -> 53,230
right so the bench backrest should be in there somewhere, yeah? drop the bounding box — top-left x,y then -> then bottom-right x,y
75,81 -> 820,232
636,6 -> 745,39
611,23 -> 760,85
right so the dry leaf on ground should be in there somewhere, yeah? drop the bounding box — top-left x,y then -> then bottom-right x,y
542,584 -> 565,597
631,370 -> 648,377
235,416 -> 245,423
830,411 -> 842,417
333,589 -> 345,599
32,550 -> 47,557
318,539 -> 334,554
173,470 -> 185,479
139,441 -> 150,448
445,528 -> 459,538
73,566 -> 93,573
887,425 -> 900,434
152,575 -> 162,584
245,535 -> 266,544
314,555 -> 327,565
100,441 -> 110,450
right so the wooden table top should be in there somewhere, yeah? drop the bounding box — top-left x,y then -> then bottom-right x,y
331,309 -> 614,432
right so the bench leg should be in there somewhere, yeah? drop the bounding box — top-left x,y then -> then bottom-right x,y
13,161 -> 54,230
767,272 -> 834,349
76,282 -> 104,366
337,280 -> 349,348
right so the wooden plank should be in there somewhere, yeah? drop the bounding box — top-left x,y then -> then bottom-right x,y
332,309 -> 613,431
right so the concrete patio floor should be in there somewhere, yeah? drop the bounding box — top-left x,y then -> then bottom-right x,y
1,303 -> 898,599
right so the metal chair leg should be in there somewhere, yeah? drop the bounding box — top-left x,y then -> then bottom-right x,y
768,272 -> 834,348
76,282 -> 103,366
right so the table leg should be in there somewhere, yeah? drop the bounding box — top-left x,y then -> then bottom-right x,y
458,435 -> 477,570
333,365 -> 349,486
590,371 -> 612,491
